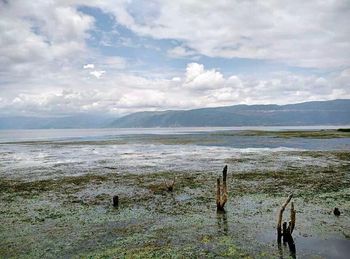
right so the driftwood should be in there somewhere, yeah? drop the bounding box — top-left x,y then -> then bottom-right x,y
277,194 -> 296,258
216,165 -> 228,212
277,194 -> 296,243
277,194 -> 293,239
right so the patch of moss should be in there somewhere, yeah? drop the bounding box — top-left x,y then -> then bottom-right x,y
214,129 -> 350,139
337,128 -> 350,132
231,164 -> 349,196
0,174 -> 110,196
1,150 -> 349,258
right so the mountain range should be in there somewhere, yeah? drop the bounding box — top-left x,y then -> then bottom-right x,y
110,99 -> 350,127
0,99 -> 349,129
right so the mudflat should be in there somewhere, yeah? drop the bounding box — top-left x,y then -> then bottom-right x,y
1,129 -> 349,258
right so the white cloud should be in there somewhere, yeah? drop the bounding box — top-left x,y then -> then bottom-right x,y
171,77 -> 181,82
83,64 -> 95,69
184,63 -> 224,89
0,0 -> 96,96
0,0 -> 94,67
99,0 -> 350,68
0,1 -> 349,117
118,89 -> 166,108
90,70 -> 106,79
1,62 -> 349,116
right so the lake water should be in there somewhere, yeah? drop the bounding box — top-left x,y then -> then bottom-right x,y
1,126 -> 349,180
0,125 -> 349,142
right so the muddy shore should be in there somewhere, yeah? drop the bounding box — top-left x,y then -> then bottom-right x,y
1,130 -> 349,258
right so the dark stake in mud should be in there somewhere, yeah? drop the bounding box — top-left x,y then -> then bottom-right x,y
112,195 -> 119,208
277,194 -> 296,241
277,194 -> 296,258
216,165 -> 228,212
164,176 -> 176,192
334,207 -> 341,216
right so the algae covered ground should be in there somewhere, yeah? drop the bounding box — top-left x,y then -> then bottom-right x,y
0,128 -> 349,258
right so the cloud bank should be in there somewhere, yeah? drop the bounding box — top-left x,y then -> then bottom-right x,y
96,0 -> 350,68
0,0 -> 349,116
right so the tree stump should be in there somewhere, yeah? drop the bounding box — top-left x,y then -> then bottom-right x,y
165,176 -> 176,192
333,207 -> 340,216
216,165 -> 228,212
277,194 -> 296,244
113,195 -> 119,208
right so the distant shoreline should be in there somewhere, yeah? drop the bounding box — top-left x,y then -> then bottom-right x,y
1,126 -> 350,144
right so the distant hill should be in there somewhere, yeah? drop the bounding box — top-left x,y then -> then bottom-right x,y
110,99 -> 350,127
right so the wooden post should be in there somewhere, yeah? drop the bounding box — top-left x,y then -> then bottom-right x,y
289,202 -> 296,234
333,207 -> 340,216
277,194 -> 293,243
216,178 -> 221,210
165,176 -> 176,192
277,196 -> 296,257
113,195 -> 119,208
216,165 -> 228,212
282,222 -> 289,243
222,165 -> 228,205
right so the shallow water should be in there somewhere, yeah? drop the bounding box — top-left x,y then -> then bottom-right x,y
1,125 -> 350,142
1,127 -> 349,180
0,142 -> 345,181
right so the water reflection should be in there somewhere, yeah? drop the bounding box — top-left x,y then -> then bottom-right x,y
278,235 -> 296,259
216,211 -> 228,235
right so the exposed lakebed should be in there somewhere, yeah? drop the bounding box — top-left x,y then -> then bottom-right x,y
0,128 -> 349,258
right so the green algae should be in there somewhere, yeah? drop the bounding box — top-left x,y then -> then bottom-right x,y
214,129 -> 350,139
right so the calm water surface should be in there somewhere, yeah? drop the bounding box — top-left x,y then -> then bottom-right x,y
0,126 -> 349,180
0,125 -> 349,142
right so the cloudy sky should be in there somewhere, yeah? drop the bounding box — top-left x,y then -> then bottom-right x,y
1,0 -> 350,117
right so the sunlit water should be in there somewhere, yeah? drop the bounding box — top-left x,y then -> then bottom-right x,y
0,126 -> 349,142
0,127 -> 349,180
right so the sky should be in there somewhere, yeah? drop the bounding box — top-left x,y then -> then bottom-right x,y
0,0 -> 350,117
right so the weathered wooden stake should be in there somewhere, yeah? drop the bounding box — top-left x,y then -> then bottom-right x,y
216,165 -> 228,212
333,207 -> 340,216
289,202 -> 296,234
165,176 -> 176,192
113,195 -> 119,208
216,178 -> 221,208
277,194 -> 292,241
277,194 -> 296,244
